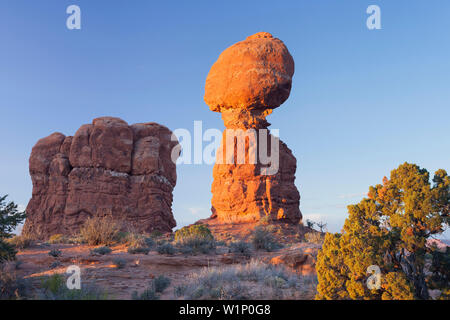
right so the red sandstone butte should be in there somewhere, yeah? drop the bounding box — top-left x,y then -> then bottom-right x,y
22,117 -> 179,238
204,32 -> 301,224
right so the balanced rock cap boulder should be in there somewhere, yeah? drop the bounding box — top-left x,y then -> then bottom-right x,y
204,32 -> 295,112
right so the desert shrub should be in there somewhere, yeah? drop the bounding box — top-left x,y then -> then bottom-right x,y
175,224 -> 213,242
153,275 -> 171,293
90,246 -> 112,255
48,249 -> 62,258
157,242 -> 176,255
115,231 -> 128,243
40,274 -> 108,300
112,258 -> 127,269
79,216 -> 121,246
144,237 -> 154,247
6,235 -> 34,249
127,246 -> 150,255
175,225 -> 215,254
174,260 -> 304,300
0,239 -> 17,263
48,234 -> 67,244
304,232 -> 324,244
250,226 -> 281,252
125,232 -> 154,247
131,287 -> 158,300
125,233 -> 153,255
131,275 -> 171,300
41,274 -> 65,294
178,245 -> 194,255
0,267 -> 29,299
229,241 -> 252,257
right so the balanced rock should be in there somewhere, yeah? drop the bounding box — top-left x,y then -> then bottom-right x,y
205,32 -> 301,224
205,32 -> 294,113
23,117 -> 179,238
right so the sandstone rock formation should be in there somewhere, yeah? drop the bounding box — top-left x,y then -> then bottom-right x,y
23,117 -> 179,238
205,32 -> 302,224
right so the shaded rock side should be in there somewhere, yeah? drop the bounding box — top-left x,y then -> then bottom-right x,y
23,117 -> 179,238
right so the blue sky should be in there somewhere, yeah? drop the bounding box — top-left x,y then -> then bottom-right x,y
1,1 -> 449,236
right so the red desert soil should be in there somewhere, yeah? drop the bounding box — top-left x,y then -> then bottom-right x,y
14,228 -> 319,300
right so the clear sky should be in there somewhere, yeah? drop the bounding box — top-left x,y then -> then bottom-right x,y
1,1 -> 449,236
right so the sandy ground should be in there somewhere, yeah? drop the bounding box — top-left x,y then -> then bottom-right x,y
11,238 -> 319,300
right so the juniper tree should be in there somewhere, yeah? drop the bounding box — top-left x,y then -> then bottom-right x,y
0,195 -> 26,239
316,163 -> 449,300
0,195 -> 26,263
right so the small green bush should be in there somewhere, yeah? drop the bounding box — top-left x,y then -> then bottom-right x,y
90,246 -> 112,255
153,275 -> 171,293
131,275 -> 171,300
126,233 -> 152,255
40,274 -> 108,300
127,246 -> 150,255
48,249 -> 62,258
157,242 -> 176,255
144,237 -> 154,247
79,216 -> 121,246
41,274 -> 65,294
230,241 -> 252,257
125,233 -> 154,247
175,225 -> 215,254
251,226 -> 281,252
112,258 -> 127,269
175,224 -> 213,243
174,260 -> 303,300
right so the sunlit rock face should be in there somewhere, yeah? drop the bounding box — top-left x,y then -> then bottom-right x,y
23,117 -> 179,238
205,32 -> 301,224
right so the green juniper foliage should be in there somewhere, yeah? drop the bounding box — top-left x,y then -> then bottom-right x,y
316,163 -> 450,300
0,195 -> 26,239
0,195 -> 26,263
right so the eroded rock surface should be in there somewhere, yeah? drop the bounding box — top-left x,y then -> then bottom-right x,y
205,32 -> 301,224
23,117 -> 179,238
